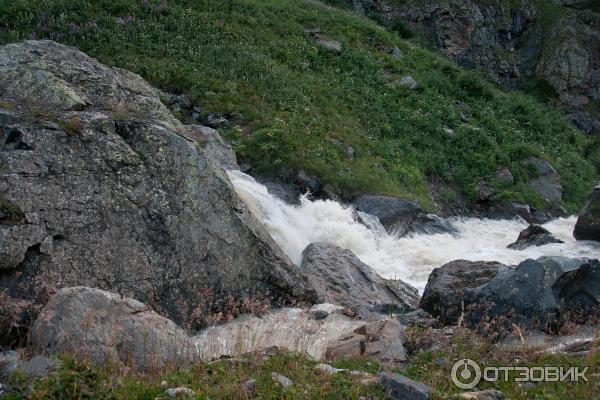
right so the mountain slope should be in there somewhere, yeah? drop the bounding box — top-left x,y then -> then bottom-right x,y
1,0 -> 596,210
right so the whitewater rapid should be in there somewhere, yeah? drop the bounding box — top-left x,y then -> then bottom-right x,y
228,170 -> 600,292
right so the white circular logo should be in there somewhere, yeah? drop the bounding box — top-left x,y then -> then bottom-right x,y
451,359 -> 482,389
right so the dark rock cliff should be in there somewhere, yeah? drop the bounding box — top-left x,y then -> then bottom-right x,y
348,0 -> 600,133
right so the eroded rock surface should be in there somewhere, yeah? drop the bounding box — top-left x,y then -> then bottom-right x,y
0,40 -> 315,329
301,242 -> 420,316
30,287 -> 198,371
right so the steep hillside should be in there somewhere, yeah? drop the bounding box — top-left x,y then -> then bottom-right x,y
334,0 -> 600,134
1,0 -> 597,211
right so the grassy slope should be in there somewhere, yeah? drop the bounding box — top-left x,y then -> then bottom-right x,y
4,333 -> 599,399
0,0 -> 596,210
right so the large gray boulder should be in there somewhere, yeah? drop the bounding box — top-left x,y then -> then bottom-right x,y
0,40 -> 315,329
301,242 -> 420,315
419,260 -> 510,324
574,183 -> 600,242
30,287 -> 198,371
521,157 -> 563,203
468,257 -> 595,328
352,194 -> 456,237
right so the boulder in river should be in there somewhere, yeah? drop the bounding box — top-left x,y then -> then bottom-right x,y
419,260 -> 510,325
351,194 -> 456,237
301,242 -> 420,316
507,224 -> 564,250
468,257 -> 595,328
573,183 -> 600,242
0,40 -> 315,330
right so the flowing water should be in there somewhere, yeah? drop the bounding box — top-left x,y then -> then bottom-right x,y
228,170 -> 600,292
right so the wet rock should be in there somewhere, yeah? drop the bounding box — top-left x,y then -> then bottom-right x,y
574,183 -> 600,242
507,224 -> 564,250
554,260 -> 600,310
352,194 -> 456,237
30,287 -> 198,372
469,256 -> 592,327
522,157 -> 563,203
378,372 -> 433,400
420,260 -> 510,324
301,242 -> 420,316
0,40 -> 315,329
272,372 -> 294,388
482,202 -> 533,222
294,170 -> 321,193
475,181 -> 494,202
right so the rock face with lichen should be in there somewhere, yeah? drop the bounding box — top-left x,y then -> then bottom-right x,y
348,0 -> 600,133
0,40 -> 316,332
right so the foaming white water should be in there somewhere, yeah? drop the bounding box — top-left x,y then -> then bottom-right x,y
228,170 -> 600,292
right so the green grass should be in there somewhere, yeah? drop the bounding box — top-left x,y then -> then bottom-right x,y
0,0 -> 596,210
4,335 -> 599,399
3,353 -> 386,399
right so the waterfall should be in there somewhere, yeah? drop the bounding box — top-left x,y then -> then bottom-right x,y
228,170 -> 600,292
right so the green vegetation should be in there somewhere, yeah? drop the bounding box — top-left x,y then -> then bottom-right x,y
3,353 -> 385,399
4,332 -> 599,399
0,0 -> 596,210
0,197 -> 24,224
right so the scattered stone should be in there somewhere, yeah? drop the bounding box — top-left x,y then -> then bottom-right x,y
420,260 -> 509,324
326,320 -> 408,365
459,389 -> 505,400
507,224 -> 564,250
396,309 -> 436,328
301,242 -> 420,316
167,94 -> 192,111
165,387 -> 195,398
30,287 -> 198,372
442,126 -> 455,136
317,39 -> 342,54
311,309 -> 329,320
346,146 -> 355,159
315,363 -> 347,374
495,166 -> 514,184
434,357 -> 449,366
574,183 -> 600,242
241,379 -> 256,397
391,47 -> 403,60
205,113 -> 229,128
390,76 -> 419,90
271,372 -> 294,388
378,372 -> 433,400
475,181 -> 494,202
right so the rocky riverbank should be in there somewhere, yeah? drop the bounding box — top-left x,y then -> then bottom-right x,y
1,40 -> 600,399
